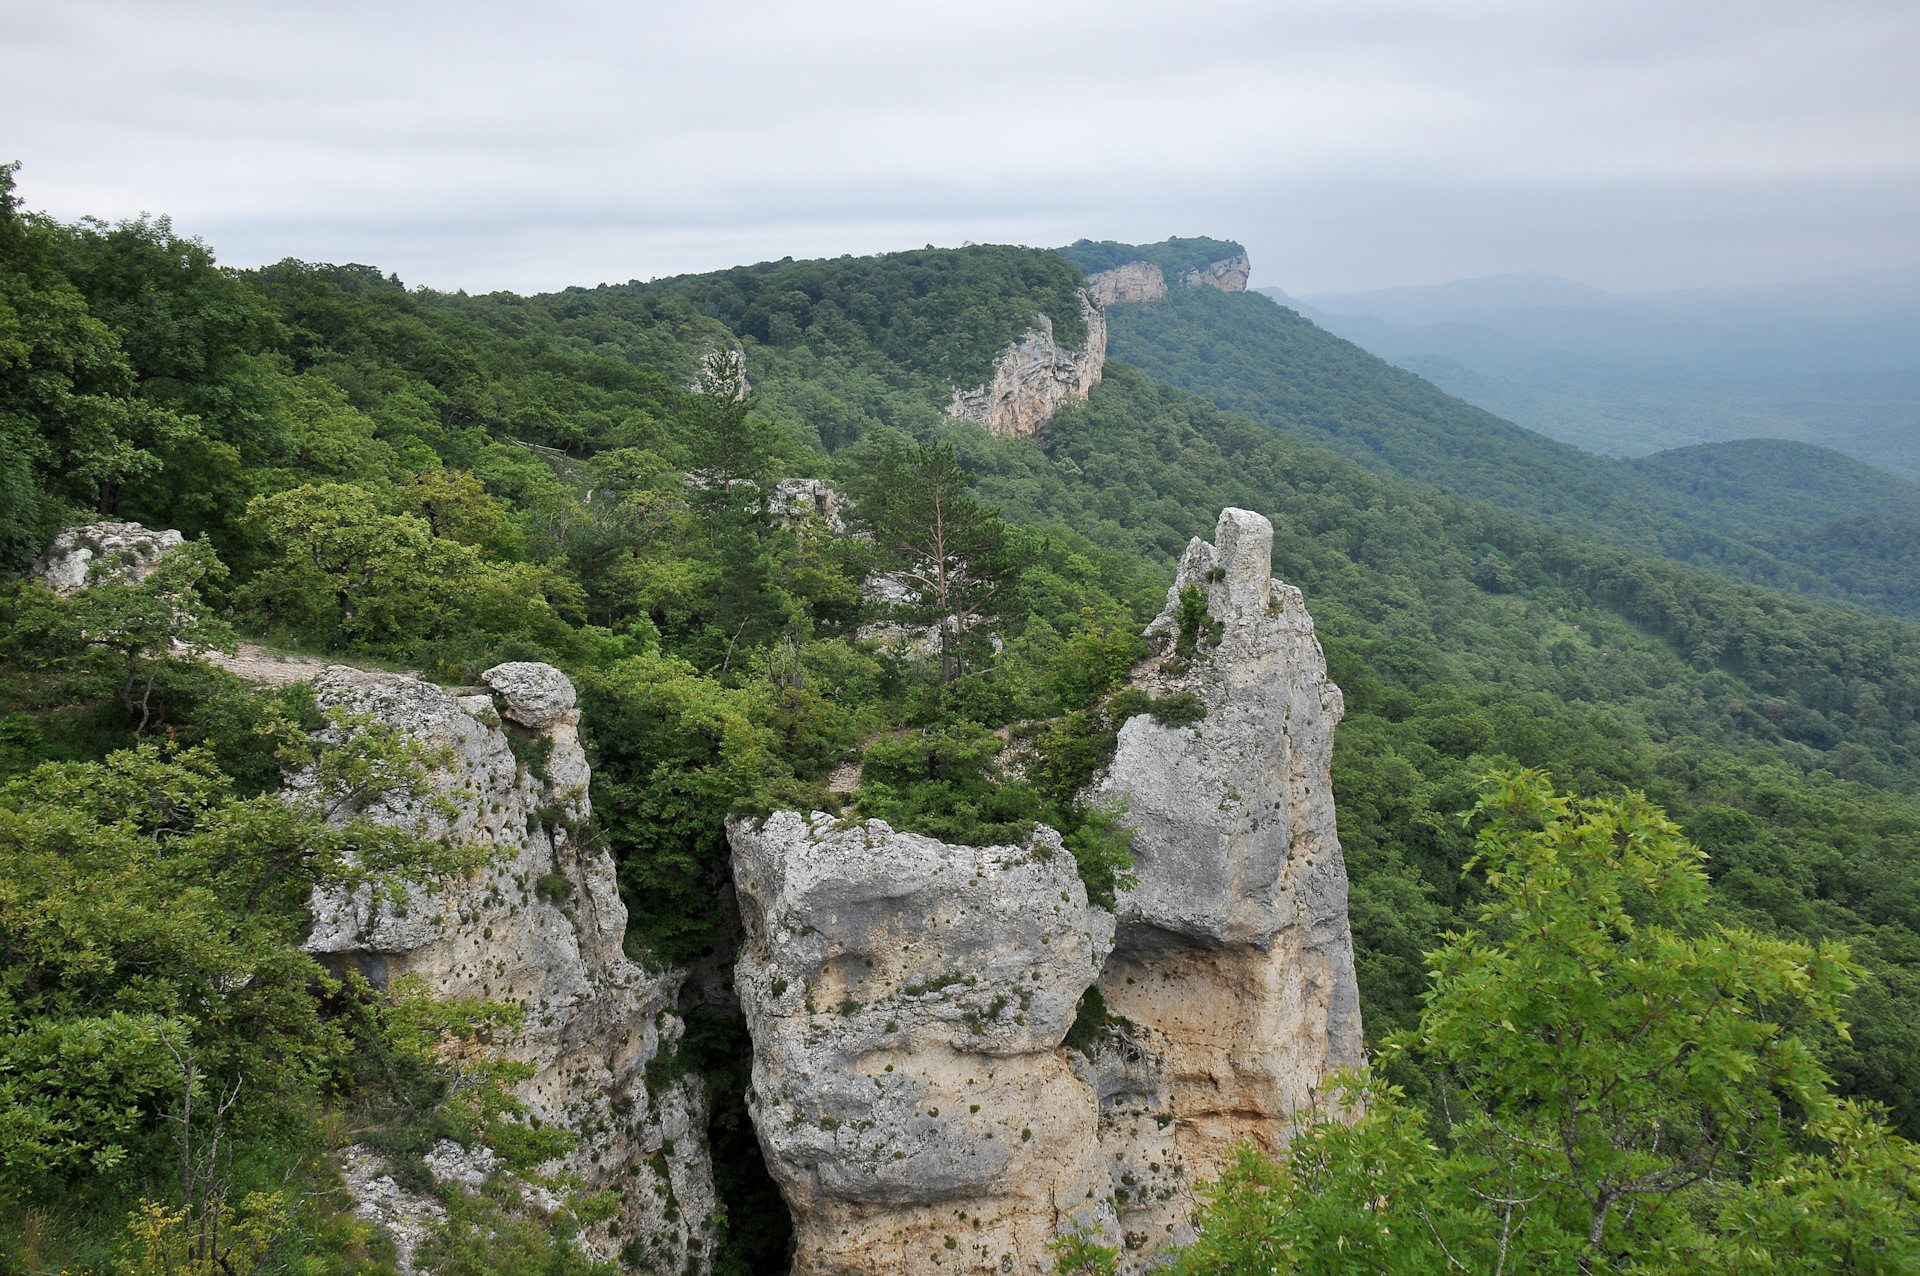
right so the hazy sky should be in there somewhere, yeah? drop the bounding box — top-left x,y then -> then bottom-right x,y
7,0 -> 1918,296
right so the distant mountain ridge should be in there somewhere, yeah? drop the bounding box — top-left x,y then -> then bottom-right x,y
1257,265 -> 1920,477
1080,242 -> 1920,621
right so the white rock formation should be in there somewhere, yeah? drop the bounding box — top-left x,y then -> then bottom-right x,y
1084,262 -> 1167,307
1181,253 -> 1251,293
730,813 -> 1118,1275
1087,508 -> 1362,1263
483,660 -> 578,729
34,521 -> 184,596
946,297 -> 1107,439
300,666 -> 716,1273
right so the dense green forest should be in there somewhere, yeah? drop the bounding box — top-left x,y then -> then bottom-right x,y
1091,271 -> 1920,620
5,168 -> 1920,1272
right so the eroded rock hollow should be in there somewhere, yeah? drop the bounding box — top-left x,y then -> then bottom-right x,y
731,508 -> 1363,1274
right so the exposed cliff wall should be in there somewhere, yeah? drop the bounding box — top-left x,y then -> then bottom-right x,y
1083,252 -> 1251,311
302,663 -> 717,1273
1181,253 -> 1251,293
730,814 -> 1117,1275
946,295 -> 1106,439
1087,509 -> 1362,1263
1085,262 -> 1167,307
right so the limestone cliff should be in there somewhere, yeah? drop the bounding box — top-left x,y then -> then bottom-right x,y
301,662 -> 717,1273
1181,253 -> 1251,293
1087,509 -> 1362,1262
1083,252 -> 1251,311
1085,262 -> 1167,307
730,814 -> 1117,1274
946,296 -> 1106,439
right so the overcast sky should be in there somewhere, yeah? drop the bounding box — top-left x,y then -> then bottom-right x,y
6,0 -> 1918,296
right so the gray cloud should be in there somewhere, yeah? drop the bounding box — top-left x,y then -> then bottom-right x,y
5,0 -> 1917,293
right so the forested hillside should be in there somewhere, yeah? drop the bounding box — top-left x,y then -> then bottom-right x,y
6,166 -> 1920,1273
1092,269 -> 1920,619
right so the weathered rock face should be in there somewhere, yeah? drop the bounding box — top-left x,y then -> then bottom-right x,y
1181,253 -> 1251,293
301,665 -> 717,1273
1085,262 -> 1167,307
1088,508 -> 1362,1262
730,813 -> 1117,1274
947,296 -> 1107,439
34,521 -> 184,596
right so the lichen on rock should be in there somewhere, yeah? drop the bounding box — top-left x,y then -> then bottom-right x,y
300,664 -> 716,1273
34,520 -> 185,596
730,812 -> 1117,1274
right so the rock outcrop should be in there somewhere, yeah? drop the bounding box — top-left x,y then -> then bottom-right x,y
947,297 -> 1106,439
730,814 -> 1117,1274
301,664 -> 717,1273
1086,508 -> 1362,1262
34,521 -> 184,596
1083,252 -> 1251,312
1085,262 -> 1167,307
731,508 -> 1361,1273
1181,253 -> 1251,293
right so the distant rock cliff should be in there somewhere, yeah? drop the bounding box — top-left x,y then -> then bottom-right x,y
946,295 -> 1106,439
730,507 -> 1362,1274
1084,250 -> 1251,311
302,662 -> 717,1274
1180,253 -> 1250,293
1085,262 -> 1168,307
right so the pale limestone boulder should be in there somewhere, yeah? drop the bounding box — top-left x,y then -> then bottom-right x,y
731,812 -> 1117,1275
1084,262 -> 1167,307
482,660 -> 578,729
1086,507 -> 1363,1266
35,521 -> 184,596
947,295 -> 1107,439
300,666 -> 716,1273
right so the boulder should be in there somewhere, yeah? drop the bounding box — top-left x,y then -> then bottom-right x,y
731,812 -> 1116,1275
482,660 -> 578,729
34,521 -> 184,596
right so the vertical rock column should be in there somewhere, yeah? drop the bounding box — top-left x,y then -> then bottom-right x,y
301,662 -> 717,1273
730,813 -> 1118,1275
1089,509 -> 1364,1263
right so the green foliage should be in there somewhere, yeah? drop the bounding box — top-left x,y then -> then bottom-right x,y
1162,773 -> 1917,1275
1056,236 -> 1245,281
647,244 -> 1092,390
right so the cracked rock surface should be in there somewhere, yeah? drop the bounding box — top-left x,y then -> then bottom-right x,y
1088,508 -> 1364,1266
731,813 -> 1116,1275
301,665 -> 715,1273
